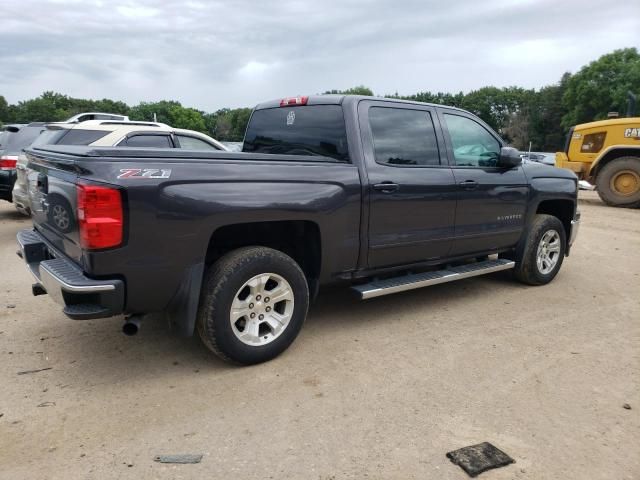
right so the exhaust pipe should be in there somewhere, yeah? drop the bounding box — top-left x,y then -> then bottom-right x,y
122,315 -> 142,336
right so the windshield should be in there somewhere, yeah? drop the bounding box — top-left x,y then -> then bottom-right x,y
243,105 -> 349,161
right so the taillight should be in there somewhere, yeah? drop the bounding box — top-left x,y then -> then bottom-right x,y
280,96 -> 308,107
0,155 -> 18,170
77,184 -> 123,250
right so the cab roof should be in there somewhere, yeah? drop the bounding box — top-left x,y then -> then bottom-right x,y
254,94 -> 467,113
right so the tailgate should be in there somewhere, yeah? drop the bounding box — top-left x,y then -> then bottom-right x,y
26,150 -> 84,263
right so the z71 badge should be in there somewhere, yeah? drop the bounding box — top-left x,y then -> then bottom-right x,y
118,168 -> 172,179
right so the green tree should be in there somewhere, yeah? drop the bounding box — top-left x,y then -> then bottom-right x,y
10,91 -> 69,122
562,47 -> 640,128
323,85 -> 374,96
525,73 -> 571,151
0,95 -> 8,123
128,100 -> 208,132
461,86 -> 531,133
168,105 -> 206,131
128,100 -> 182,124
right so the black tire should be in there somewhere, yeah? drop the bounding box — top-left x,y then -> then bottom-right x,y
595,157 -> 640,208
513,214 -> 566,286
197,247 -> 309,365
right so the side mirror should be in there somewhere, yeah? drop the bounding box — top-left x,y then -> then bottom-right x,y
498,147 -> 522,168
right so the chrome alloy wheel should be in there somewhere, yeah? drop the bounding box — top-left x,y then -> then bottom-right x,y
536,229 -> 561,275
230,273 -> 294,346
52,204 -> 70,230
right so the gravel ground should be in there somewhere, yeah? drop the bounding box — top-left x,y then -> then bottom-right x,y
0,191 -> 638,480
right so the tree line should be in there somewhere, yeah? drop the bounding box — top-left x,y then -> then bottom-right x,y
1,48 -> 638,150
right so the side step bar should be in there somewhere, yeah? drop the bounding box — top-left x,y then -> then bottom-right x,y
352,259 -> 516,300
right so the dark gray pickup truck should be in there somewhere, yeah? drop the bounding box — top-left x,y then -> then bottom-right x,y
17,95 -> 580,364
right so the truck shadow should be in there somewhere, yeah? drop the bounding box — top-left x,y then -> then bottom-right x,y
41,271 -> 522,384
0,208 -> 30,222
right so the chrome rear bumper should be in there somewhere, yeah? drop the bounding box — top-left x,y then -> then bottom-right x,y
16,229 -> 124,320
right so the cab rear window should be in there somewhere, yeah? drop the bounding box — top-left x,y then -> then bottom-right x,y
33,129 -> 111,147
243,105 -> 349,161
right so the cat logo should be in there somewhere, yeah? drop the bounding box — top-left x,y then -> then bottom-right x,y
623,127 -> 640,138
286,111 -> 295,126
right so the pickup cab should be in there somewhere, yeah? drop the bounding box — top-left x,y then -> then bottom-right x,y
17,95 -> 580,364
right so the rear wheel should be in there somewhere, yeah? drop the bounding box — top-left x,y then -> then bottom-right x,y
595,157 -> 640,208
513,214 -> 566,286
197,247 -> 309,365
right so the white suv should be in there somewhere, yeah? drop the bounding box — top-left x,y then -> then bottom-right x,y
12,121 -> 227,215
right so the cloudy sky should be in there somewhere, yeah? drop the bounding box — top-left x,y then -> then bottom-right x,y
0,0 -> 638,111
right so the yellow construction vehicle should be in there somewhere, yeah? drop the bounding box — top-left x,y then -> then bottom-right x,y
556,93 -> 640,207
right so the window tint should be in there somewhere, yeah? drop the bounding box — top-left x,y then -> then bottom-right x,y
581,132 -> 606,153
369,107 -> 440,166
176,135 -> 219,150
243,105 -> 349,161
3,126 -> 45,154
57,129 -> 111,145
120,135 -> 172,148
32,129 -> 68,147
444,114 -> 500,167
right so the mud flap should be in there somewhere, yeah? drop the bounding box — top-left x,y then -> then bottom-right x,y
165,263 -> 205,336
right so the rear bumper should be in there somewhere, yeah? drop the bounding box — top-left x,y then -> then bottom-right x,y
16,229 -> 124,320
0,170 -> 16,201
11,186 -> 30,215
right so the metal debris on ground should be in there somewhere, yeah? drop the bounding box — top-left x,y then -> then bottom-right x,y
37,402 -> 56,408
17,367 -> 52,375
446,442 -> 515,477
153,454 -> 203,464
623,403 -> 631,410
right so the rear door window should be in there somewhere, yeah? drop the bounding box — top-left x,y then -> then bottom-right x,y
243,105 -> 349,161
176,135 -> 220,150
368,107 -> 440,166
120,135 -> 172,148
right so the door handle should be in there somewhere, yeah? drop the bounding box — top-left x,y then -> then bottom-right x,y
372,182 -> 399,193
458,180 -> 479,190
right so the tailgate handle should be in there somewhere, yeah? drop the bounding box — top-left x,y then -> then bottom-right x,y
373,182 -> 399,193
37,173 -> 48,193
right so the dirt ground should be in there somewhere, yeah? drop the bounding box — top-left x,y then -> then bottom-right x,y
0,191 -> 638,480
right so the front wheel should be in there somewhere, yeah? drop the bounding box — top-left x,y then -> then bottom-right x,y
513,214 -> 566,286
197,247 -> 309,365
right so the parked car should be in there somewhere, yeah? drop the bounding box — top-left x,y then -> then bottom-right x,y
520,152 -> 556,166
1,123 -> 47,204
17,95 -> 579,365
12,120 -> 227,215
61,112 -> 130,123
